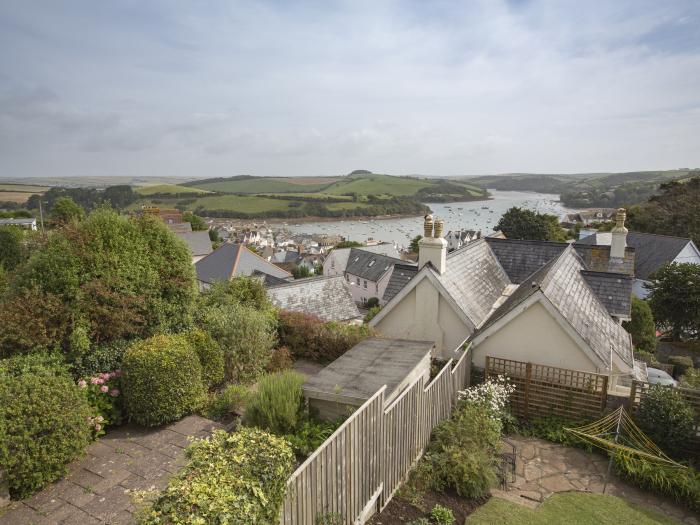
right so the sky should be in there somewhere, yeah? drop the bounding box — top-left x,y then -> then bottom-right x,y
1,0 -> 699,179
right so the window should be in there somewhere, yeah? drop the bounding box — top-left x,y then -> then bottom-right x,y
368,260 -> 375,267
363,280 -> 367,289
356,277 -> 360,285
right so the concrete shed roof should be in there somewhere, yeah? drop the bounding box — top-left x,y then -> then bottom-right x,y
303,338 -> 433,405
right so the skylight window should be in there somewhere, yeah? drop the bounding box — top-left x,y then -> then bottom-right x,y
368,260 -> 375,267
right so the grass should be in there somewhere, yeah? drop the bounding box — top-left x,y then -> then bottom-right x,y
189,177 -> 340,194
135,184 -> 210,196
0,192 -> 36,203
324,173 -> 433,196
0,183 -> 49,193
466,492 -> 679,525
190,194 -> 298,213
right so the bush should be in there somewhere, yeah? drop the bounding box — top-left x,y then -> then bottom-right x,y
278,310 -> 372,362
245,370 -> 305,435
414,401 -> 500,499
78,370 -> 123,435
430,504 -> 455,525
267,346 -> 293,372
635,385 -> 695,456
204,384 -> 250,421
668,355 -> 694,379
364,305 -> 381,323
70,339 -> 129,379
122,334 -> 205,426
623,297 -> 657,353
0,354 -> 93,498
366,297 -> 379,308
139,428 -> 294,524
184,328 -> 224,388
201,303 -> 277,383
284,418 -> 343,458
516,416 -> 592,450
681,368 -> 700,388
613,452 -> 700,510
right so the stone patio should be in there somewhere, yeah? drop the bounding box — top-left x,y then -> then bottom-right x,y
492,435 -> 698,525
0,415 -> 222,525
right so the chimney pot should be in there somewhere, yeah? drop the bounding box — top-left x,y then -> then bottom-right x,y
434,218 -> 444,238
423,214 -> 434,238
610,207 -> 628,260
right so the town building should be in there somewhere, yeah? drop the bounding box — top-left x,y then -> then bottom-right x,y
444,229 -> 481,252
0,217 -> 37,230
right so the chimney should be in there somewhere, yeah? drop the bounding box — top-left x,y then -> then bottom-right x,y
418,215 -> 448,274
610,208 -> 627,260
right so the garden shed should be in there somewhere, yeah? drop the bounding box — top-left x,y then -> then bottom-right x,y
302,337 -> 434,420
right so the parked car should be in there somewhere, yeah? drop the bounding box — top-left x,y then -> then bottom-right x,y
646,367 -> 678,387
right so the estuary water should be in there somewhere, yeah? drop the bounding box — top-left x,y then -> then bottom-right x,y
275,189 -> 575,250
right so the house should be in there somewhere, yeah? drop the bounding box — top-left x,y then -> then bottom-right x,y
194,242 -> 292,290
576,230 -> 700,298
302,338 -> 433,419
271,249 -> 303,272
562,208 -> 617,227
142,206 -> 183,225
370,213 -> 643,392
445,229 -> 481,252
343,248 -> 416,306
173,230 -> 213,263
323,243 -> 402,278
266,275 -> 362,323
0,217 -> 37,230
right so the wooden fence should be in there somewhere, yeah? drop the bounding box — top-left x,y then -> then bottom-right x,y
279,346 -> 471,525
484,356 -> 608,421
630,380 -> 700,457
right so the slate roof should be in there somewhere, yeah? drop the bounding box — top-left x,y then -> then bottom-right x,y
485,238 -> 567,283
0,218 -> 36,226
327,244 -> 402,275
195,242 -> 292,284
272,250 -> 302,264
345,248 -> 411,282
580,271 -> 633,318
252,270 -> 289,287
437,239 -> 511,329
572,243 -> 635,275
175,231 -> 213,257
577,232 -> 693,280
167,222 -> 193,234
267,276 -> 361,322
303,338 -> 433,403
383,264 -> 419,303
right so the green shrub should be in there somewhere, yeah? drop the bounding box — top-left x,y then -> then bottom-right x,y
516,416 -> 592,450
315,512 -> 343,525
364,305 -> 381,323
414,401 -> 500,499
245,370 -> 305,435
140,428 -> 294,524
622,297 -> 657,353
201,302 -> 277,383
185,328 -> 224,388
267,346 -> 293,373
430,504 -> 455,525
406,520 -> 430,525
613,452 -> 700,510
284,418 -> 343,458
681,368 -> 700,388
0,354 -> 93,498
204,384 -> 251,421
70,339 -> 128,379
278,310 -> 372,362
668,355 -> 694,378
366,297 -> 379,308
635,384 -> 695,456
122,334 -> 205,426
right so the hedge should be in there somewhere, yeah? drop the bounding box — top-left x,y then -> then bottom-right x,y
185,328 -> 224,388
139,428 -> 294,524
122,334 -> 205,426
0,354 -> 93,498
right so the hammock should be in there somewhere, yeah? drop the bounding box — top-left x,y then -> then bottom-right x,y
564,405 -> 686,469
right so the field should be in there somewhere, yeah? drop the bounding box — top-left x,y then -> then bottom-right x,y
0,192 -> 36,203
135,184 -> 210,196
189,194 -> 298,213
189,177 -> 341,194
0,183 -> 49,193
324,173 -> 434,196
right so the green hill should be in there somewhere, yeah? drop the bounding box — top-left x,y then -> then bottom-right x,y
185,175 -> 341,194
135,184 -> 211,196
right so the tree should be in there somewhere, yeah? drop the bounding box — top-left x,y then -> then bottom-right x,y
208,228 -> 222,243
1,209 -> 197,357
409,235 -> 422,253
50,197 -> 85,225
622,297 -> 657,352
183,211 -> 208,231
647,263 -> 700,340
0,226 -> 24,270
334,240 -> 362,249
292,265 -> 312,279
494,207 -> 566,241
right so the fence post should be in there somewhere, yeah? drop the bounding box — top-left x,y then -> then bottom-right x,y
524,362 -> 532,420
629,381 -> 637,413
601,375 -> 609,413
485,356 -> 490,380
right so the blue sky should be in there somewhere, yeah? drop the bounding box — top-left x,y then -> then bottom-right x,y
1,0 -> 699,178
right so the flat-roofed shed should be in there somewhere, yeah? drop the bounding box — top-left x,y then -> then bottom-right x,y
302,338 -> 434,420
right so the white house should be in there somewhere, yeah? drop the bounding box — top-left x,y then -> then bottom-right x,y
576,229 -> 700,298
370,213 -> 644,392
444,229 -> 480,252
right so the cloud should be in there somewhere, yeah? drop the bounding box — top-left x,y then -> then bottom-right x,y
0,0 -> 699,178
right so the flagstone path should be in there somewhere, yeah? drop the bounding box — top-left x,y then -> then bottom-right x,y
0,415 -> 222,525
492,435 -> 698,524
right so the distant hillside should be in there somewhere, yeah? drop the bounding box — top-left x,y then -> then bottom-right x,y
134,184 -> 211,196
456,169 -> 698,208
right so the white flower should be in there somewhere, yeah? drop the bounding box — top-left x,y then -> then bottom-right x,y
458,375 -> 515,421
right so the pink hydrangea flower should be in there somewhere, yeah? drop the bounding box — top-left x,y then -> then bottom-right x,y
100,385 -> 109,393
110,389 -> 120,397
113,369 -> 122,378
96,416 -> 104,423
78,379 -> 87,388
90,377 -> 100,385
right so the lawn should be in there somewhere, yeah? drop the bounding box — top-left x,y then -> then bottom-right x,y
189,177 -> 340,194
135,184 -> 210,196
466,492 -> 679,525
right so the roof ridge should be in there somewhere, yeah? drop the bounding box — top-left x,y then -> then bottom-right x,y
628,231 -> 692,242
266,275 -> 341,288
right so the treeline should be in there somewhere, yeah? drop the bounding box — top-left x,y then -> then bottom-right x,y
26,185 -> 137,213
